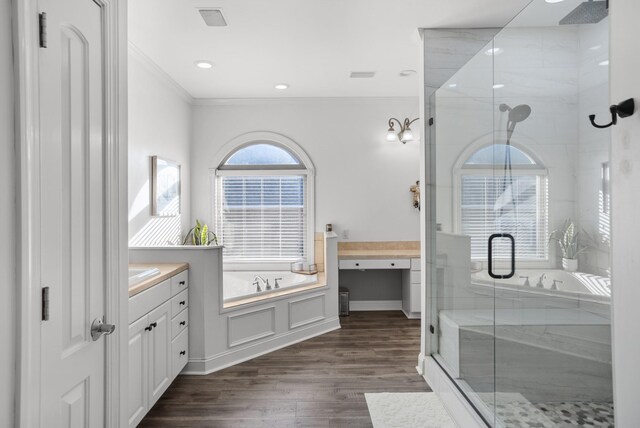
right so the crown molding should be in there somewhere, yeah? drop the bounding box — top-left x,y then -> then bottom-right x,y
191,96 -> 419,107
128,41 -> 194,104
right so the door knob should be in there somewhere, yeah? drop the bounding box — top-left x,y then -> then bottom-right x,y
91,317 -> 116,341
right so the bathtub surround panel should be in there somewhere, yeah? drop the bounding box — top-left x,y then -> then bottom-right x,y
129,233 -> 339,376
0,0 -> 15,424
128,46 -> 192,246
288,294 -> 326,329
191,97 -> 421,244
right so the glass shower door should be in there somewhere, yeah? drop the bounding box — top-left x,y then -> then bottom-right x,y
429,38 -> 499,425
491,1 -> 614,426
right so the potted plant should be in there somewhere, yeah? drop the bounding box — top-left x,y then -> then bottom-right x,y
549,219 -> 591,272
183,219 -> 219,246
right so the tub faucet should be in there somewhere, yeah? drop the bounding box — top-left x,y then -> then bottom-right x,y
274,278 -> 282,289
519,276 -> 530,287
551,279 -> 563,291
536,274 -> 546,288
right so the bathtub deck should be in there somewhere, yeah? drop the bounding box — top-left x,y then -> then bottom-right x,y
139,311 -> 426,427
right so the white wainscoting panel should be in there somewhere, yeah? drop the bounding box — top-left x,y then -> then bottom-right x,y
227,306 -> 276,348
289,293 -> 326,329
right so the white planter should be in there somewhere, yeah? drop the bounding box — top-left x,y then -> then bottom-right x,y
562,258 -> 578,272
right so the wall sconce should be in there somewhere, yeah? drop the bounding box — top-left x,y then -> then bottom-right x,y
386,117 -> 419,144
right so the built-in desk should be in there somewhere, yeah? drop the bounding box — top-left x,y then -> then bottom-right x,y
338,241 -> 421,318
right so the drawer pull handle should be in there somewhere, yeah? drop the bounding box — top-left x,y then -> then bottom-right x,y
179,300 -> 186,306
180,321 -> 186,326
179,281 -> 186,285
391,263 -> 395,267
180,350 -> 186,356
355,263 -> 360,266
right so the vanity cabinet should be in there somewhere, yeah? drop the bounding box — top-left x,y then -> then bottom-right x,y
128,269 -> 189,427
401,258 -> 421,319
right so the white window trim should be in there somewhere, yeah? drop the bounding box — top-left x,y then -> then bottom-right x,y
452,142 -> 550,265
209,132 -> 315,271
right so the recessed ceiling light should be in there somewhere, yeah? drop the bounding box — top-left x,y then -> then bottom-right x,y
399,69 -> 417,77
545,0 -> 565,3
485,47 -> 504,56
448,83 -> 457,88
493,84 -> 505,89
599,60 -> 609,66
274,83 -> 289,90
195,60 -> 213,69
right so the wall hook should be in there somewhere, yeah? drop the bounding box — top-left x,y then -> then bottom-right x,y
589,98 -> 635,129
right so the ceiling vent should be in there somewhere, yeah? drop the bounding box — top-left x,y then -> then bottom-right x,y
350,71 -> 376,78
198,9 -> 228,27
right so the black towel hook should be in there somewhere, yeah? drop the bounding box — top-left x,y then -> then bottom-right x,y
589,98 -> 635,129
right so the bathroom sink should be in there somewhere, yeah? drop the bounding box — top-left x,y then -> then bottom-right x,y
129,267 -> 161,287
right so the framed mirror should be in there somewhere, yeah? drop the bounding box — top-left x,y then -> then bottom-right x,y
151,156 -> 181,216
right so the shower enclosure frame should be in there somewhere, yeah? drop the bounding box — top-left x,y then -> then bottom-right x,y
419,2 -> 613,426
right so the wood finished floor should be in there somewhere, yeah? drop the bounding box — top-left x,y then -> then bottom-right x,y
140,311 -> 429,427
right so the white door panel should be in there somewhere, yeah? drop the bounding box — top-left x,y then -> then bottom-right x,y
148,301 -> 171,406
39,0 -> 106,426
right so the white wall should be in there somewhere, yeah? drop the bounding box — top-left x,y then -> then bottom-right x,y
191,98 -> 421,242
128,48 -> 192,246
610,0 -> 640,424
1,1 -> 15,425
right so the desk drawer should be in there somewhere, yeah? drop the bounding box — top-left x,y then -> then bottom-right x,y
339,259 -> 410,270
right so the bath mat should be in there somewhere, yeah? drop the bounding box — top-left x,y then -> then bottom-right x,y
365,392 -> 456,428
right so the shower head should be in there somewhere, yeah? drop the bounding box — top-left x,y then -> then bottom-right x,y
499,103 -> 532,123
559,0 -> 608,25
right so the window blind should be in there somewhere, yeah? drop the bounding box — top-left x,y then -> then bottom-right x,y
460,174 -> 548,260
216,175 -> 306,262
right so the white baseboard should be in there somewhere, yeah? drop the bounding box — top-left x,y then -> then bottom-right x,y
182,317 -> 341,375
402,309 -> 421,319
423,356 -> 488,428
350,300 -> 402,311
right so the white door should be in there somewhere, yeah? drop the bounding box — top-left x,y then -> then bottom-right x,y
39,0 -> 109,426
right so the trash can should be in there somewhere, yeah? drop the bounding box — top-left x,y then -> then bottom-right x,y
339,287 -> 350,317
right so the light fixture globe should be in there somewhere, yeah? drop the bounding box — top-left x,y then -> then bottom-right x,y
400,128 -> 414,143
386,126 -> 397,142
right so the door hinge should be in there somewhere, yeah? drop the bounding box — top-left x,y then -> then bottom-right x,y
429,324 -> 435,334
39,12 -> 47,48
41,286 -> 50,321
428,117 -> 434,126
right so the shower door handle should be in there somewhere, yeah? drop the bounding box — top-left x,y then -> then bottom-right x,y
488,233 -> 515,279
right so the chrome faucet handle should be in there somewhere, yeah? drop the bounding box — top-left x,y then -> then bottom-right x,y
551,279 -> 563,290
519,276 -> 530,287
253,280 -> 262,292
274,278 -> 282,289
536,274 -> 546,288
265,279 -> 272,291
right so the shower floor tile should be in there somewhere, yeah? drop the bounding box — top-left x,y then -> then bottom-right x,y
492,399 -> 615,428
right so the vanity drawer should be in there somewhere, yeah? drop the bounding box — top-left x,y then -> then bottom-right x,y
129,279 -> 171,324
339,259 -> 410,270
171,289 -> 188,318
171,308 -> 188,339
171,270 -> 189,296
171,328 -> 189,378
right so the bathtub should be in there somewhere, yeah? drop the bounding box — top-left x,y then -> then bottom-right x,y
223,271 -> 319,303
471,269 -> 611,301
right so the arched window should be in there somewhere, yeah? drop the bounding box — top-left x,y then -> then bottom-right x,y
455,143 -> 548,260
214,138 -> 314,266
